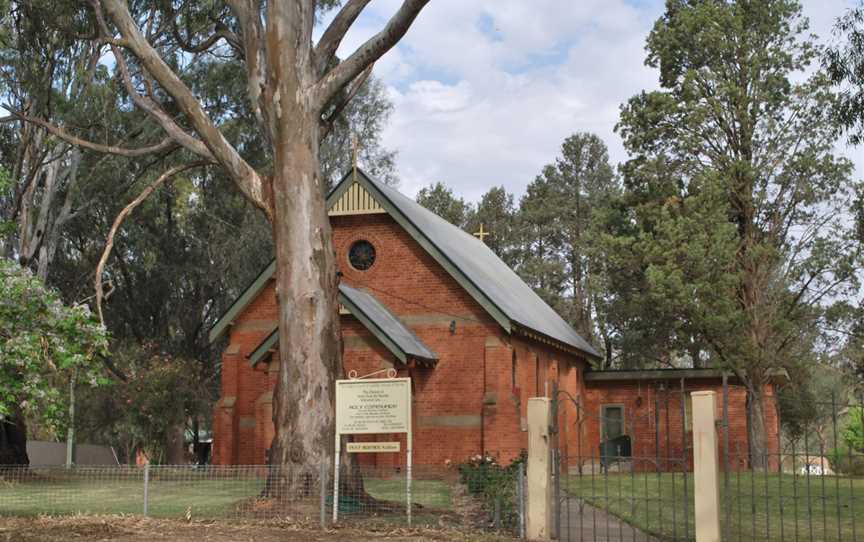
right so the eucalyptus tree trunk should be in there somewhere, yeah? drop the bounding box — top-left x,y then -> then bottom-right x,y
268,106 -> 345,493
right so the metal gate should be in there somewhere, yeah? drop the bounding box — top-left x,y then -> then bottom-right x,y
548,378 -> 864,542
551,381 -> 693,542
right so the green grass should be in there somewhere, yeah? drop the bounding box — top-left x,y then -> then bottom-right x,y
364,478 -> 452,509
566,472 -> 864,541
0,475 -> 454,520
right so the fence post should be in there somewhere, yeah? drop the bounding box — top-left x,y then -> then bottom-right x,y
517,461 -> 526,539
526,397 -> 552,541
692,391 -> 721,542
319,458 -> 327,529
143,464 -> 150,517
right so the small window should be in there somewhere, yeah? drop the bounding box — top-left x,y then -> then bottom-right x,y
348,240 -> 376,270
602,405 -> 624,440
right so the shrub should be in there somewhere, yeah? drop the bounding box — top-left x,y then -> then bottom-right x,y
828,446 -> 864,476
457,451 -> 526,530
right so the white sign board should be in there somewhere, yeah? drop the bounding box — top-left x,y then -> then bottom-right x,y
336,378 -> 411,434
332,377 -> 412,525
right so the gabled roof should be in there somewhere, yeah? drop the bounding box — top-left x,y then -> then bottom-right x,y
210,168 -> 599,360
339,284 -> 438,363
248,284 -> 437,366
329,170 -> 600,359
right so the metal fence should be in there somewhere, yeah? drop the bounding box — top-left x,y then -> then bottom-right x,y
551,381 -> 864,542
720,394 -> 864,542
0,462 -> 525,535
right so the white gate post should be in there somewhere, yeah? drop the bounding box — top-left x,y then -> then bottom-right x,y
527,397 -> 553,541
692,390 -> 721,542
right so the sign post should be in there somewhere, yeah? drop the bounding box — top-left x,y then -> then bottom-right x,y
333,376 -> 412,524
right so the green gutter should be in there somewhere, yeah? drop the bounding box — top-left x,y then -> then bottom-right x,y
248,328 -> 278,366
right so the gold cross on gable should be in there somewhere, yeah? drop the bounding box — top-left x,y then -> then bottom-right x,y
473,223 -> 491,243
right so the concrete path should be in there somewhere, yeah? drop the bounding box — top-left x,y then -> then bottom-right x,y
557,498 -> 659,542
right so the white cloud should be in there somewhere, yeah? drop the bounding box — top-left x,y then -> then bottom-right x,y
336,0 -> 862,201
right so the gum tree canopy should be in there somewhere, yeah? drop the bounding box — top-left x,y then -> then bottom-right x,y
0,258 -> 108,465
6,0 -> 430,485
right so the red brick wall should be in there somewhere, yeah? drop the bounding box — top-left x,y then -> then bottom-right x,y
582,378 -> 780,472
213,212 -> 590,467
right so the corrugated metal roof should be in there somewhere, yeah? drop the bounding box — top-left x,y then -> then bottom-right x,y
211,168 -> 600,360
339,283 -> 438,363
247,284 -> 438,366
349,171 -> 600,359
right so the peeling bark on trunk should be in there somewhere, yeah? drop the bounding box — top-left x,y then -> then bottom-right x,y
264,105 -> 363,497
0,408 -> 29,466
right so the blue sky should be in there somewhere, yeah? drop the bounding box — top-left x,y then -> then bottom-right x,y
335,0 -> 864,201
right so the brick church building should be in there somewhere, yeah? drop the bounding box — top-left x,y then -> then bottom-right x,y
209,169 -> 781,471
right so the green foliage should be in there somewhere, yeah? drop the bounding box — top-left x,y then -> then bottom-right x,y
0,258 -> 108,432
467,186 -> 518,266
603,0 -> 860,379
457,452 -> 526,528
76,343 -> 210,464
828,445 -> 864,476
0,167 -> 14,238
843,407 -> 864,452
825,3 -> 864,144
516,133 -> 618,349
416,182 -> 474,228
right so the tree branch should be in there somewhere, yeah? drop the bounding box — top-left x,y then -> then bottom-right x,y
314,0 -> 373,75
98,0 -> 270,216
226,0 -> 271,141
5,108 -> 177,157
171,20 -> 240,54
95,162 -> 209,325
320,62 -> 374,140
312,0 -> 429,111
110,42 -> 214,158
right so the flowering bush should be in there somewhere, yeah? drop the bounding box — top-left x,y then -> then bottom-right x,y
457,451 -> 526,529
0,259 -> 109,435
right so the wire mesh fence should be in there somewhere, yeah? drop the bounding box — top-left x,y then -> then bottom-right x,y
0,462 -> 525,535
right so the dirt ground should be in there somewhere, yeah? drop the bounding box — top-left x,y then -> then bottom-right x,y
0,516 -> 514,542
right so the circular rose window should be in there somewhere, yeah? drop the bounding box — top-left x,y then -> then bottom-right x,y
348,240 -> 376,271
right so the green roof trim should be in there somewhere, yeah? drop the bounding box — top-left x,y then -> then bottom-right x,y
248,286 -> 438,367
339,290 -> 407,364
208,260 -> 275,344
248,328 -> 278,366
339,284 -> 438,364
